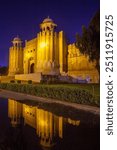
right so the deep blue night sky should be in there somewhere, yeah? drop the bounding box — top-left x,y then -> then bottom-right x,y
0,0 -> 99,66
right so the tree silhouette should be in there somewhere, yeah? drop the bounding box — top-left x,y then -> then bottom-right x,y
76,10 -> 100,75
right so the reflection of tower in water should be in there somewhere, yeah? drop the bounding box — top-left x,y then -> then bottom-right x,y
8,99 -> 23,127
8,99 -> 80,149
36,108 -> 63,148
23,104 -> 63,148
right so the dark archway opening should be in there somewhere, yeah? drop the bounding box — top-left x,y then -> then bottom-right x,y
30,63 -> 34,73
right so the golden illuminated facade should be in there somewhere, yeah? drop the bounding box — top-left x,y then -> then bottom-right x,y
8,17 -> 99,83
9,17 -> 67,76
68,44 -> 99,82
8,99 -> 80,149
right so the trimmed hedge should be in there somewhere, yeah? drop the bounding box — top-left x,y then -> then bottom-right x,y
0,83 -> 99,107
28,80 -> 32,84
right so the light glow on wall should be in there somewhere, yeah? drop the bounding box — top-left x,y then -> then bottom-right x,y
40,42 -> 48,48
40,120 -> 48,127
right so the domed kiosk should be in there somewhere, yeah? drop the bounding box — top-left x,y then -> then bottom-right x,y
12,36 -> 22,47
40,16 -> 57,31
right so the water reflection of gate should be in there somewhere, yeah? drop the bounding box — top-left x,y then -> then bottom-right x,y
8,99 -> 80,148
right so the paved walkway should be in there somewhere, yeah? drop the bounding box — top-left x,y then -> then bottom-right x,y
0,89 -> 100,115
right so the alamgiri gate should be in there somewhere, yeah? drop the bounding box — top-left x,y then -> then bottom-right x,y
8,17 -> 99,83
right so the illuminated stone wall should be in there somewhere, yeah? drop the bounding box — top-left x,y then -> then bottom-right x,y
59,31 -> 68,74
15,72 -> 42,82
68,43 -> 99,83
23,38 -> 37,74
23,17 -> 67,75
0,75 -> 15,83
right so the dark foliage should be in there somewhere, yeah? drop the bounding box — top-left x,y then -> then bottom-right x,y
0,66 -> 8,75
76,11 -> 100,75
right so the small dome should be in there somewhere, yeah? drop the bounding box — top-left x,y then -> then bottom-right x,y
43,17 -> 53,23
13,36 -> 21,41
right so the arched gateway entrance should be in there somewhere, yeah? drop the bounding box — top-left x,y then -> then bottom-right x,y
30,63 -> 35,73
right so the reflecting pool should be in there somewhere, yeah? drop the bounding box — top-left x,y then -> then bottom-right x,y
0,98 -> 100,150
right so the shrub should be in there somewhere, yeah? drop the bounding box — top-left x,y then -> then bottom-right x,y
16,80 -> 21,84
10,80 -> 15,83
28,80 -> 32,84
0,83 -> 7,89
0,83 -> 100,107
40,80 -> 46,84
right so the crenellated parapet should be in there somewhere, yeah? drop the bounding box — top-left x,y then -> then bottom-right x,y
68,43 -> 99,83
68,43 -> 96,71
